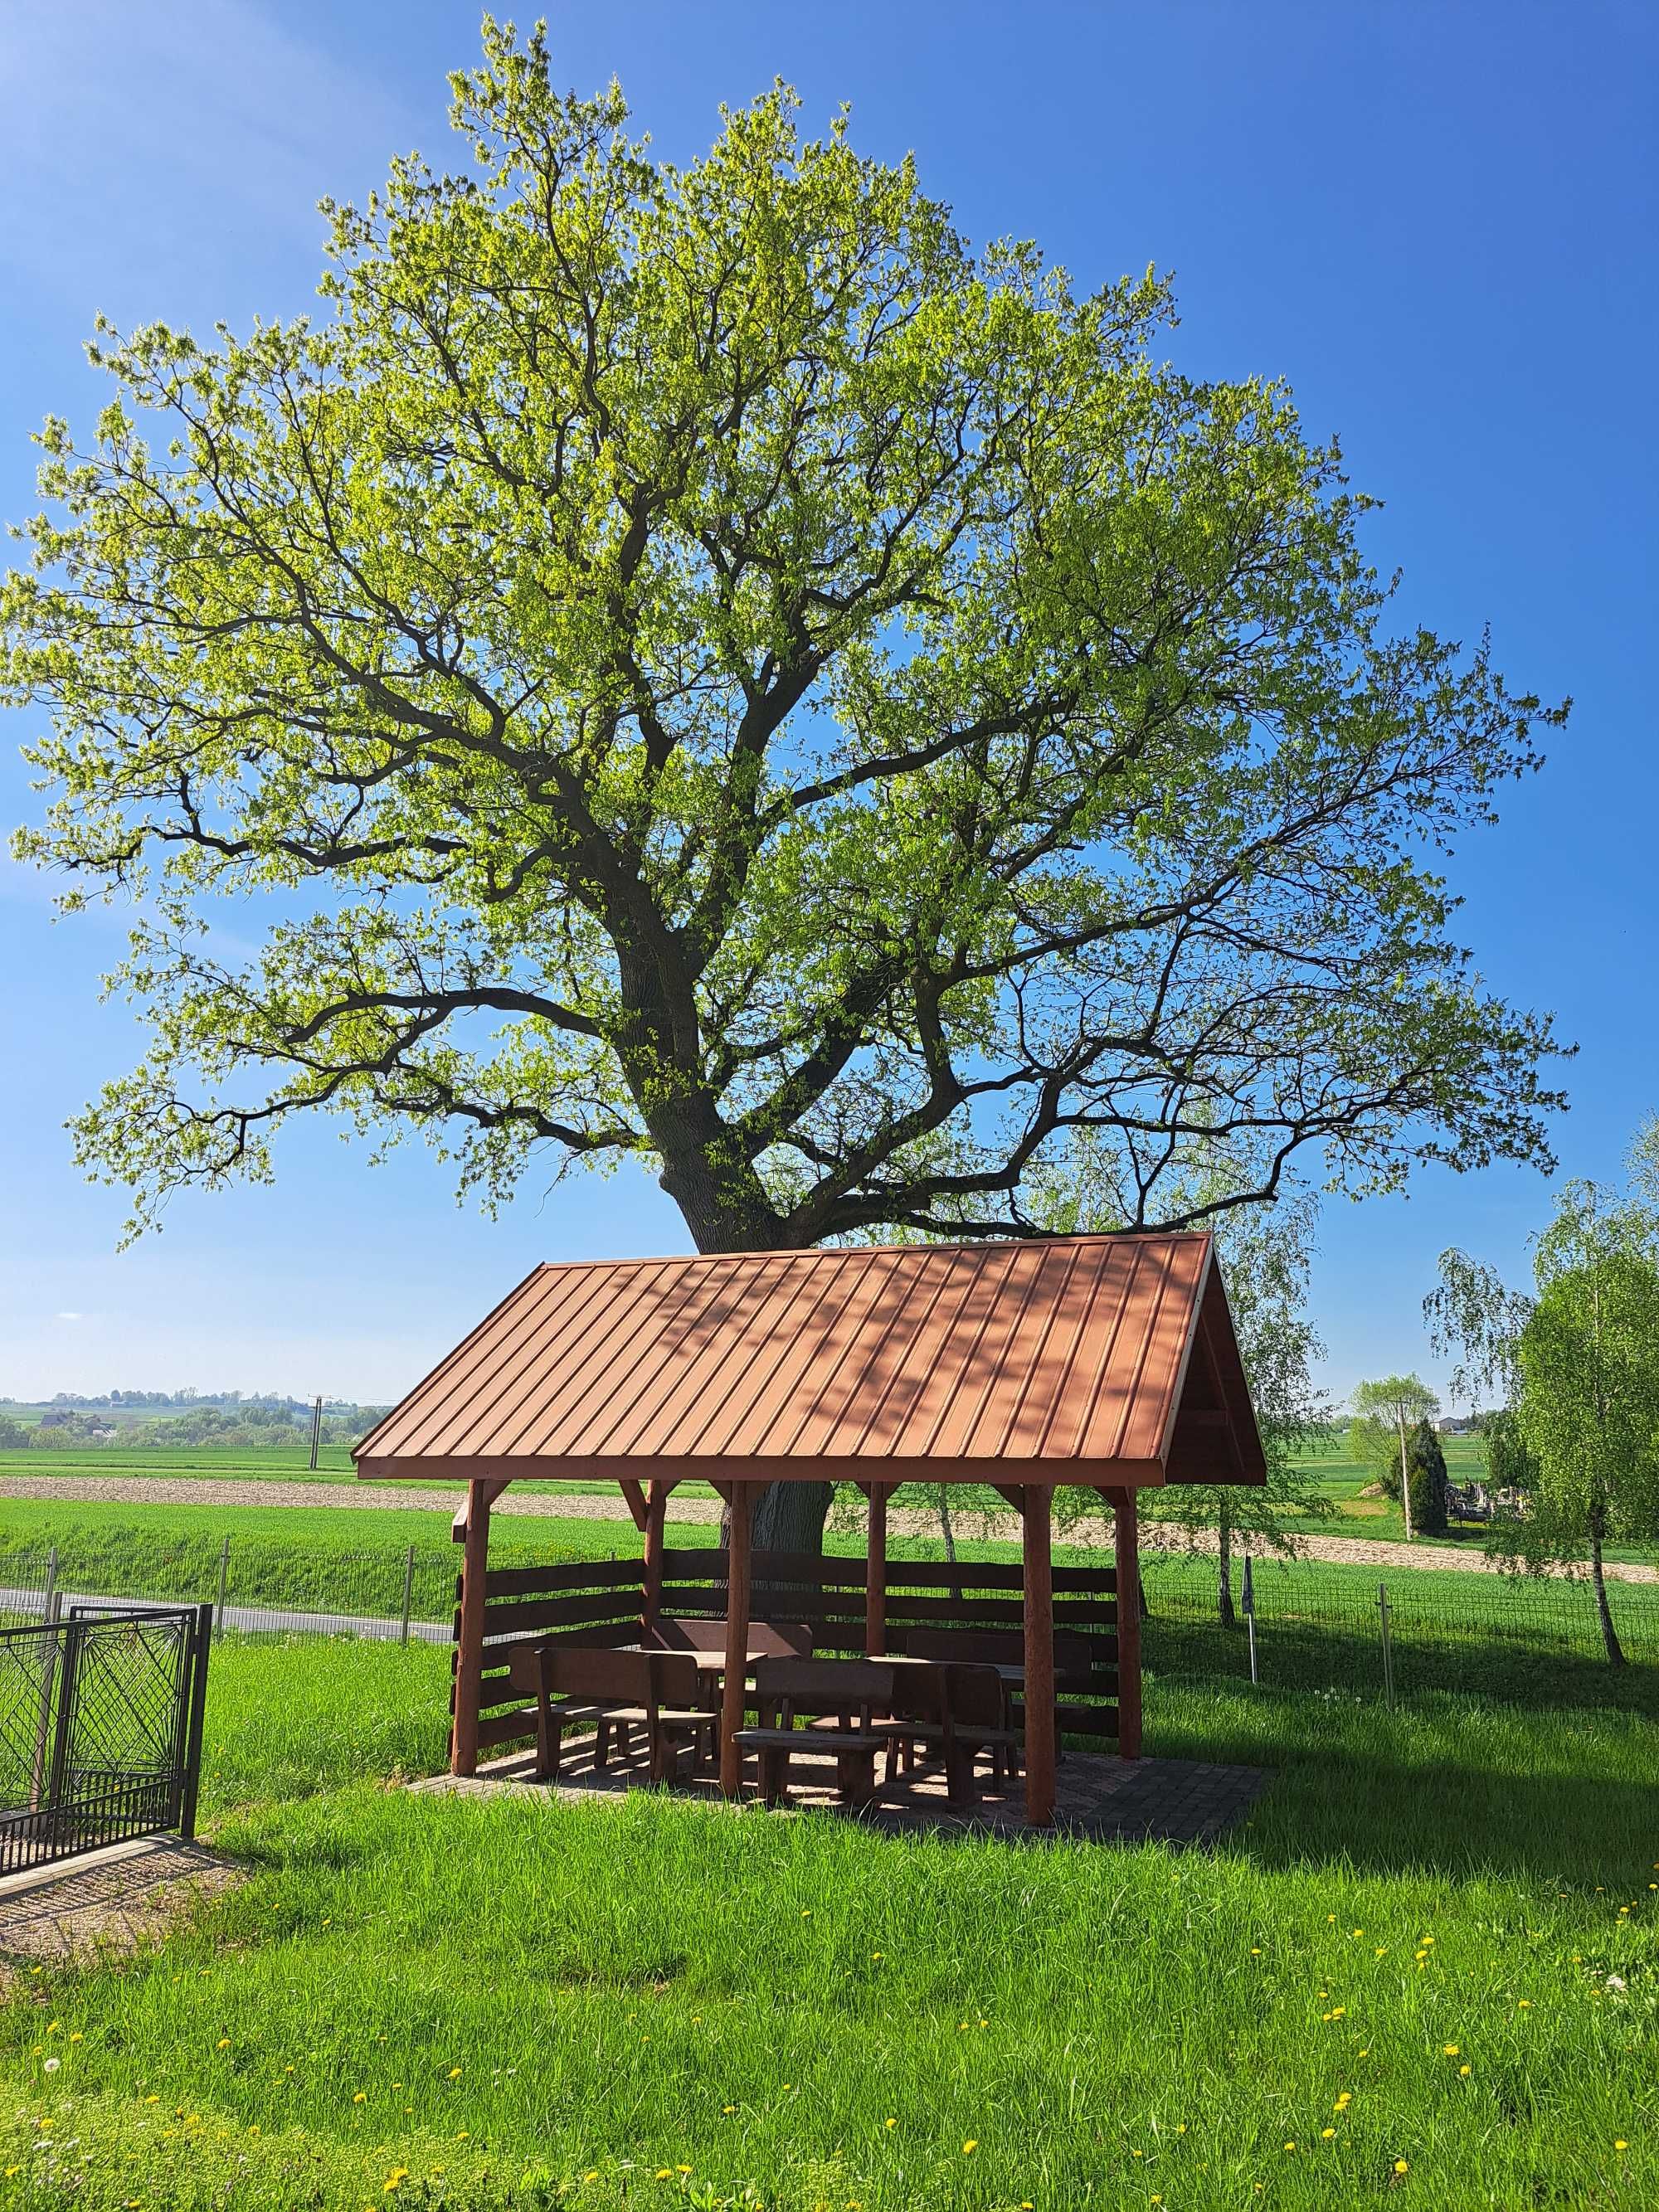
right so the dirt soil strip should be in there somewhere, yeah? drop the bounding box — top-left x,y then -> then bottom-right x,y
2,1474 -> 1654,1585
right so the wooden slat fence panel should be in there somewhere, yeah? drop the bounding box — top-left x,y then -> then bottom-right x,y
457,1547 -> 1121,1754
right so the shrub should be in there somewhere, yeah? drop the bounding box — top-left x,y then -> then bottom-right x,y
1406,1417 -> 1449,1535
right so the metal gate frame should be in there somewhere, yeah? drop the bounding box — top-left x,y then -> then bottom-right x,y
0,1604 -> 212,1875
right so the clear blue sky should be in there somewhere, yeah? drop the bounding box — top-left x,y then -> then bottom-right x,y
2,2 -> 1654,1407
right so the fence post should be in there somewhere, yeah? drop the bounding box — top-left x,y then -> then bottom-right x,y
43,1616 -> 83,1835
41,1545 -> 58,1628
1243,1552 -> 1258,1687
215,1535 -> 231,1633
1379,1581 -> 1395,1712
400,1545 -> 416,1646
30,1587 -> 64,1810
178,1604 -> 214,1842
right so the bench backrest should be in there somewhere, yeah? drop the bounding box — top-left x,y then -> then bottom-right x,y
501,1643 -> 702,1709
649,1617 -> 814,1657
751,1656 -> 895,1722
943,1662 -> 1008,1730
904,1627 -> 1094,1680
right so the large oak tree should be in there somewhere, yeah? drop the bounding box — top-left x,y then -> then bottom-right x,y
5,25 -> 1568,1547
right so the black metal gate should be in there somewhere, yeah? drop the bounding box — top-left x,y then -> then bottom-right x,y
0,1605 -> 212,1874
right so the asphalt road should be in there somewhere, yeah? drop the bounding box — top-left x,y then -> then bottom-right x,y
0,1586 -> 453,1645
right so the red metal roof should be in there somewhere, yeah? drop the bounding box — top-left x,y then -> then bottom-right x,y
355,1234 -> 1264,1490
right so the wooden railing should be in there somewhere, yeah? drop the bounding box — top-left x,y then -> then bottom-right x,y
455,1548 -> 1121,1758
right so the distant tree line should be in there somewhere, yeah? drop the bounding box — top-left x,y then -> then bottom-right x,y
0,1397 -> 390,1451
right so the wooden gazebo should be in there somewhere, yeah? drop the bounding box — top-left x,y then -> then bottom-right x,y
355,1232 -> 1264,1826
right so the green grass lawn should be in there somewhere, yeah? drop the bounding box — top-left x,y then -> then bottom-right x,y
0,1638 -> 1654,2210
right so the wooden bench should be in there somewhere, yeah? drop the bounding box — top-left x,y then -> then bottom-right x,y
504,1643 -> 715,1783
734,1658 -> 897,1807
872,1663 -> 1024,1801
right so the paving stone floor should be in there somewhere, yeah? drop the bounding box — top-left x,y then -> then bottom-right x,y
0,1837 -> 242,1966
419,1742 -> 1268,1846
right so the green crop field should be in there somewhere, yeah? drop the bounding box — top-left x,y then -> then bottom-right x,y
1,1636 -> 1653,2210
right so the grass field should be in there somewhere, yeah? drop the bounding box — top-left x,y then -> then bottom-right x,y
4,1498 -> 1657,1720
7,1438 -> 1657,1573
0,1636 -> 1654,2210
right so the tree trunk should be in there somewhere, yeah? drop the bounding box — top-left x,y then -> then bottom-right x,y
1217,1515 -> 1238,1629
719,1480 -> 836,1603
752,1480 -> 834,1558
687,1201 -> 839,1562
1589,1519 -> 1626,1666
1398,1412 -> 1414,1541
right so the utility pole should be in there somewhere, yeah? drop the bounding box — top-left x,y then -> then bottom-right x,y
308,1394 -> 323,1471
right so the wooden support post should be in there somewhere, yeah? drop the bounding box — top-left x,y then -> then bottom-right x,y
451,1478 -> 497,1777
1112,1485 -> 1143,1759
719,1481 -> 755,1799
865,1483 -> 889,1655
1022,1483 -> 1056,1828
640,1479 -> 669,1636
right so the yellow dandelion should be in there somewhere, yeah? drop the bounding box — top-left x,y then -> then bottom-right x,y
384,2170 -> 410,2195
656,2170 -> 674,2180
722,2104 -> 736,2114
1321,2127 -> 1335,2139
584,2173 -> 599,2184
216,2038 -> 231,2050
1394,2159 -> 1409,2174
448,2066 -> 462,2079
1458,2066 -> 1471,2078
677,2166 -> 692,2176
962,2140 -> 978,2156
1616,2139 -> 1628,2151
1284,2140 -> 1297,2151
1443,2044 -> 1459,2057
353,2092 -> 367,2105
884,2117 -> 898,2130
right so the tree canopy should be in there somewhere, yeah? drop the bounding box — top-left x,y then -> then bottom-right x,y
1428,1165 -> 1659,1660
4,22 -> 1568,1261
1350,1373 -> 1439,1538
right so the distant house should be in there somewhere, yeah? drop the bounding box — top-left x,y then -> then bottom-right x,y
1438,1416 -> 1479,1436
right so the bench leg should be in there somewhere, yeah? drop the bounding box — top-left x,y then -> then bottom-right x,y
946,1746 -> 979,1806
760,1745 -> 790,1807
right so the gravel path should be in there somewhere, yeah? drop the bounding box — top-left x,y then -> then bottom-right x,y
4,1472 -> 1655,1585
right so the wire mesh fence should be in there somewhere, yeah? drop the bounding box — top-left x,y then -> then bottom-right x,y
0,1533 -> 1653,1713
0,1540 -> 462,1643
1141,1552 -> 1659,1711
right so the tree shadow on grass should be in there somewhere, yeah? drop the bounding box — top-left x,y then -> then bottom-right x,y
1144,1611 -> 1659,1717
1147,1675 -> 1659,1888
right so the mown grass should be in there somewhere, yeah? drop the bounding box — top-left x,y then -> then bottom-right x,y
1,1640 -> 1655,2211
